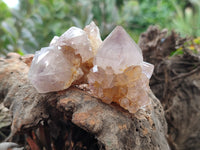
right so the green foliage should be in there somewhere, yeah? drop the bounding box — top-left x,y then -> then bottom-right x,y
170,37 -> 200,56
0,0 -> 12,55
170,0 -> 200,37
186,37 -> 200,54
0,0 -> 199,55
0,0 -> 121,54
170,47 -> 184,57
0,0 -> 11,20
120,0 -> 175,33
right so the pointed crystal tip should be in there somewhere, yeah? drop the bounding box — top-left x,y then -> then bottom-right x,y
94,26 -> 143,74
84,21 -> 102,55
88,25 -> 154,113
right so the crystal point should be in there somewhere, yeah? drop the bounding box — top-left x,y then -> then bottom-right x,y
94,26 -> 143,74
50,27 -> 93,63
142,62 -> 154,79
88,26 -> 154,113
84,21 -> 102,55
29,22 -> 153,114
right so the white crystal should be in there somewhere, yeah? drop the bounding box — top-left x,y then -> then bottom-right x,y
94,26 -> 143,74
84,21 -> 102,55
50,36 -> 59,45
50,27 -> 93,63
92,65 -> 98,72
28,46 -> 83,93
142,62 -> 154,79
87,26 -> 154,113
28,22 -> 102,93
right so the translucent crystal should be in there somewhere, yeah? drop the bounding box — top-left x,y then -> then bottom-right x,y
142,62 -> 154,79
94,26 -> 143,74
84,21 -> 102,55
88,26 -> 154,113
49,36 -> 59,45
28,22 -> 153,113
50,27 -> 93,63
28,46 -> 83,93
29,22 -> 102,93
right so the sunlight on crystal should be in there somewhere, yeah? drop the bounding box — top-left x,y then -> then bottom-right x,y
28,21 -> 153,114
93,65 -> 98,72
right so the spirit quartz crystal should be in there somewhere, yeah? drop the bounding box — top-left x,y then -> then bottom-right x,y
28,22 -> 153,113
28,22 -> 102,93
87,26 -> 154,113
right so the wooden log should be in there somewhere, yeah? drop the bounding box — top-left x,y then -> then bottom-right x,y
0,53 -> 169,150
139,26 -> 200,150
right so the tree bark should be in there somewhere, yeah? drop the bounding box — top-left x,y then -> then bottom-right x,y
139,26 -> 200,150
0,53 -> 170,150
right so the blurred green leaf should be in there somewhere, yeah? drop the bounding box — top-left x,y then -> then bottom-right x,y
39,5 -> 50,18
1,19 -> 18,39
170,48 -> 184,56
31,14 -> 43,24
0,0 -> 199,56
0,0 -> 11,20
16,49 -> 24,56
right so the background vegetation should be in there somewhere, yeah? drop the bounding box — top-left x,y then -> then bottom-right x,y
0,0 -> 199,55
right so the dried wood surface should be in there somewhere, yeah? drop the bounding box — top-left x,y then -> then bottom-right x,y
139,26 -> 200,150
0,53 -> 169,150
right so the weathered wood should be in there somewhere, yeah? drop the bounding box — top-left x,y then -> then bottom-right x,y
139,26 -> 200,150
0,53 -> 169,150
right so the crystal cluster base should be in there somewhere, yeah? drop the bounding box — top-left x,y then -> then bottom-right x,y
28,21 -> 154,113
88,65 -> 151,113
87,26 -> 154,113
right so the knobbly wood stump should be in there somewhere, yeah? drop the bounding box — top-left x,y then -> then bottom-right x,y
0,53 -> 169,149
139,26 -> 200,150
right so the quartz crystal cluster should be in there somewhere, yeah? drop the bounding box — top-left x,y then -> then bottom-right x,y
28,22 -> 102,93
28,22 -> 154,113
87,26 -> 154,113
